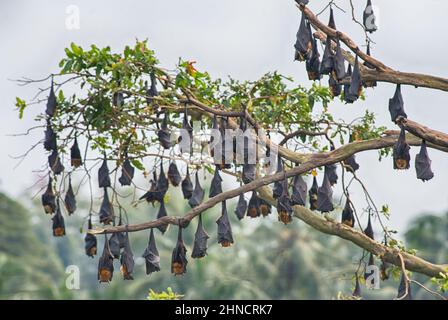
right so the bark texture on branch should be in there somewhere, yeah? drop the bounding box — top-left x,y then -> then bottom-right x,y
397,117 -> 448,148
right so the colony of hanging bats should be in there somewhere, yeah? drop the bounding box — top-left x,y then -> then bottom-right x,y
38,0 -> 423,300
292,0 -> 421,299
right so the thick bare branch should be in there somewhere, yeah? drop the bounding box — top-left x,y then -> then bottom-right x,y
298,4 -> 390,72
397,117 -> 448,148
256,187 -> 448,279
383,130 -> 448,153
362,69 -> 448,93
299,4 -> 448,92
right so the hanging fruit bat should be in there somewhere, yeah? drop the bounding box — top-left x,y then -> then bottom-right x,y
363,42 -> 376,69
242,122 -> 257,166
191,214 -> 210,258
295,0 -> 309,5
367,253 -> 376,271
363,44 -> 377,88
352,274 -> 362,298
291,173 -> 307,206
320,38 -> 334,75
346,56 -> 363,103
99,188 -> 114,225
179,106 -> 193,154
181,167 -> 194,200
415,140 -> 434,181
167,161 -> 182,187
393,128 -> 411,170
247,191 -> 261,218
273,156 -> 284,199
46,80 -> 57,118
329,74 -> 342,97
259,199 -> 272,217
363,0 -> 378,33
309,175 -> 319,210
397,272 -> 412,300
218,118 -> 232,169
341,198 -> 355,227
333,38 -> 346,81
217,201 -> 234,247
264,144 -> 271,169
156,201 -> 169,234
294,13 -> 312,61
343,64 -> 352,103
42,176 -> 56,214
209,115 -> 219,159
328,7 -> 336,29
364,214 -> 374,240
140,172 -> 158,204
52,201 -> 66,237
44,122 -> 57,151
148,71 -> 158,98
171,225 -> 188,275
238,115 -> 249,154
108,232 -> 121,259
326,163 -> 338,186
234,116 -> 246,160
118,158 -> 135,186
98,156 -> 111,188
306,37 -> 321,81
64,176 -> 77,215
320,8 -> 337,74
277,179 -> 293,224
235,193 -> 247,220
188,171 -> 204,208
158,111 -> 173,149
242,163 -> 256,184
98,235 -> 114,283
155,162 -> 169,202
344,154 -> 360,172
70,137 -> 82,168
112,91 -> 124,107
344,135 -> 360,171
115,215 -> 127,249
119,234 -> 135,280
142,228 -> 161,274
380,259 -> 391,281
316,169 -> 334,213
48,150 -> 64,175
389,85 -> 407,123
85,218 -> 97,258
364,253 -> 375,281
209,167 -> 223,198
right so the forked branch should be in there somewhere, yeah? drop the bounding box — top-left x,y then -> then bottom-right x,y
298,4 -> 448,92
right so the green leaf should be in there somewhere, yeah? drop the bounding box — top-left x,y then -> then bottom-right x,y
70,42 -> 83,56
15,97 -> 27,119
131,159 -> 145,171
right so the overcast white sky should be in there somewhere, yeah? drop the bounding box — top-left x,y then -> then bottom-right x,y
0,0 -> 447,234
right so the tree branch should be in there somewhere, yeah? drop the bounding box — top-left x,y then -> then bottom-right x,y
299,4 -> 448,92
298,3 -> 390,72
185,96 -> 310,164
257,186 -> 448,279
397,117 -> 448,148
89,133 -> 448,278
90,133 -> 446,235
